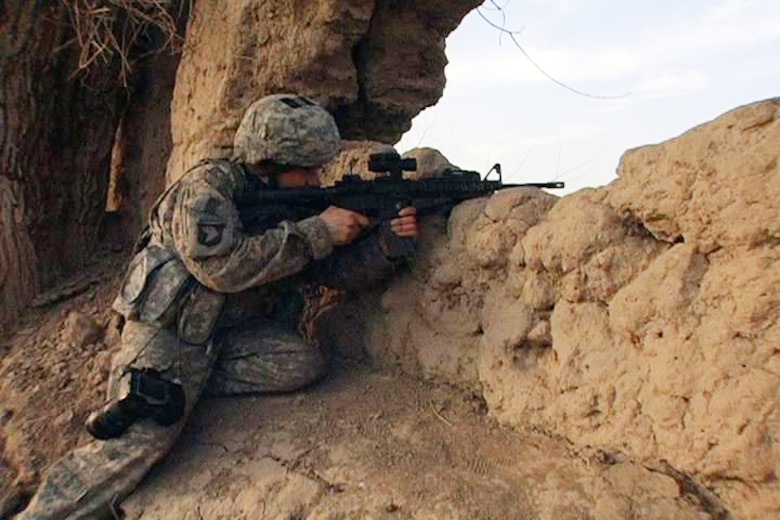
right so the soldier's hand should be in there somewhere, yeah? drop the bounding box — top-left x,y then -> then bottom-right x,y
319,206 -> 370,245
388,206 -> 417,238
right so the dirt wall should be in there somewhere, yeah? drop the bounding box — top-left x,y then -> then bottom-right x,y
327,99 -> 780,519
165,0 -> 481,184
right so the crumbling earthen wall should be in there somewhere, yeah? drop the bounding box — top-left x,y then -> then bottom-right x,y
329,100 -> 780,518
165,0 -> 482,184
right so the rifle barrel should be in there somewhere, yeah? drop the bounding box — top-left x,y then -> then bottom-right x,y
504,181 -> 565,189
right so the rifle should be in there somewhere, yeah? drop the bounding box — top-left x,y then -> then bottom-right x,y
236,152 -> 564,258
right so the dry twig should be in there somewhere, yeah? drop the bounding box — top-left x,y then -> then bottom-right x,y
429,400 -> 453,427
60,0 -> 184,85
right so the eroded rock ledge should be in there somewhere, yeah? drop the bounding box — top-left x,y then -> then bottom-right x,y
325,99 -> 780,519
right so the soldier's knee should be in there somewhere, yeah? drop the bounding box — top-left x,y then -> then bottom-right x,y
289,346 -> 328,390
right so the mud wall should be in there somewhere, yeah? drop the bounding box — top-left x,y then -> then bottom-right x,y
165,0 -> 481,183
326,99 -> 780,519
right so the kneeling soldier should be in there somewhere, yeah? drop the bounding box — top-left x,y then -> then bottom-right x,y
19,94 -> 417,519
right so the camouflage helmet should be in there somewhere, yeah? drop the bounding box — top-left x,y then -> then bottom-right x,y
233,94 -> 341,168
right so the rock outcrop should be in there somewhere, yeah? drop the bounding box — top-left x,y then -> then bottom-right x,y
326,99 -> 780,519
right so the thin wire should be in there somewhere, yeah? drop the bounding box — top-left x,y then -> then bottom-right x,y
476,5 -> 631,100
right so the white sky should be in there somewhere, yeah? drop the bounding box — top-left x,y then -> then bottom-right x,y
395,0 -> 780,194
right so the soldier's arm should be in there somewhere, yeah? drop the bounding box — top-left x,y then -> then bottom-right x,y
172,180 -> 334,293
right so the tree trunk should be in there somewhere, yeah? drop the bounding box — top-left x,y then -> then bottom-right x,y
0,1 -> 126,334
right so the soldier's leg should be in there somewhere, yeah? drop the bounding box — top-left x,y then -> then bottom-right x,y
17,320 -> 217,520
205,317 -> 326,395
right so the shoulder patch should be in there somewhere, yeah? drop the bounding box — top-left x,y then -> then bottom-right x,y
198,222 -> 226,246
176,189 -> 240,260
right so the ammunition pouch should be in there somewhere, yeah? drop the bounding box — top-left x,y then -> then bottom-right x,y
113,243 -> 191,327
113,243 -> 224,344
178,284 -> 224,345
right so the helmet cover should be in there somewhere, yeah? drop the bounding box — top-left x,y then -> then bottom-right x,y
233,94 -> 341,168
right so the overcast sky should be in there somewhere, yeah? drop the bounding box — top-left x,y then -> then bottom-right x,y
395,0 -> 780,194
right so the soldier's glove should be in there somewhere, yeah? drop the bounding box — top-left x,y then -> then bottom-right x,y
85,368 -> 185,440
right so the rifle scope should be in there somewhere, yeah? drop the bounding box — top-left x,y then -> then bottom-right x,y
368,152 -> 417,178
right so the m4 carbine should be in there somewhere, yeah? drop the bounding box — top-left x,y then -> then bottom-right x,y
237,152 -> 564,258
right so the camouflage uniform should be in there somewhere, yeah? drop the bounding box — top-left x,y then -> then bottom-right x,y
19,96 -> 401,519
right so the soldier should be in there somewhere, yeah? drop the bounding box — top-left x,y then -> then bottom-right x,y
18,94 -> 417,519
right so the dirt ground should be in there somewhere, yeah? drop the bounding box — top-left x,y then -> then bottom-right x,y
0,250 -> 128,516
123,366 -> 713,520
0,249 -> 717,519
